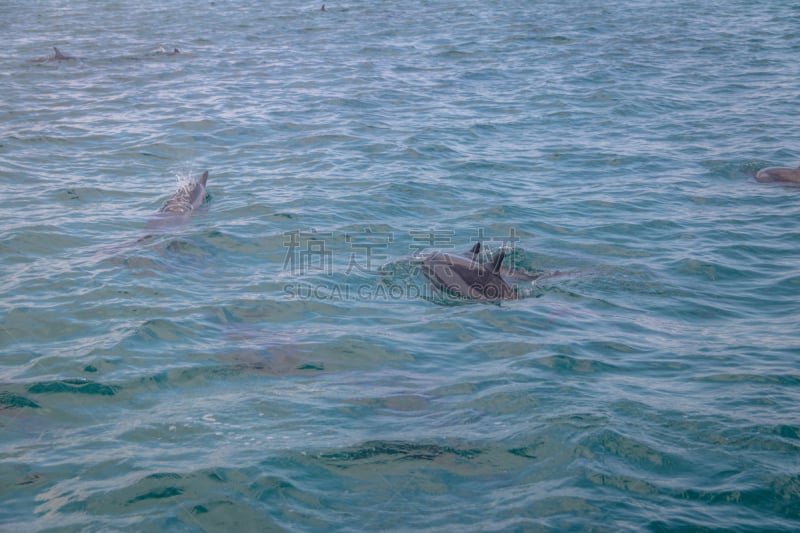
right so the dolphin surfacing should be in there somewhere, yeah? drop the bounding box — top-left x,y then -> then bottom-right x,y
158,171 -> 209,215
421,242 -> 516,301
755,166 -> 800,185
142,171 -> 210,235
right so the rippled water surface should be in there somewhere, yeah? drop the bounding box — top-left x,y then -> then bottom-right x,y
2,0 -> 799,531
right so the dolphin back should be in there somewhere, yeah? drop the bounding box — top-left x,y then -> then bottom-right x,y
158,170 -> 209,215
755,166 -> 800,185
421,247 -> 515,301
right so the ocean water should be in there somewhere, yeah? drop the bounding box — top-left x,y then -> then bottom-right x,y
1,0 -> 799,530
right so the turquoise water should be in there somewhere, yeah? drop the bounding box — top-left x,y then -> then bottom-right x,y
2,0 -> 799,530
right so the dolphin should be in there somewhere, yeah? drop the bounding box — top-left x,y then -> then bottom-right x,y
755,165 -> 800,185
33,47 -> 75,62
158,171 -> 209,215
154,47 -> 196,58
53,47 -> 72,60
420,242 -> 516,301
140,170 -> 210,236
165,48 -> 193,57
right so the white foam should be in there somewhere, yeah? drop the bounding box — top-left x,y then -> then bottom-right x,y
172,169 -> 197,191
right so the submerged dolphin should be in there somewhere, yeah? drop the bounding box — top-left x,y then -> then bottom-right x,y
421,242 -> 516,301
755,165 -> 800,185
158,170 -> 209,215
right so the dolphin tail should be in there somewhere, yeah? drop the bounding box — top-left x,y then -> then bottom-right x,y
198,170 -> 209,187
490,249 -> 506,274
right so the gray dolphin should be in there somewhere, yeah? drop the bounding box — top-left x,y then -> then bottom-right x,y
33,47 -> 75,62
421,242 -> 516,301
158,171 -> 209,215
155,47 -> 196,58
141,170 -> 210,236
52,47 -> 75,60
755,165 -> 800,185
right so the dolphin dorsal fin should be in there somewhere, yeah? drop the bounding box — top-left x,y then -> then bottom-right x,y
53,47 -> 65,59
468,242 -> 481,260
490,249 -> 506,274
198,170 -> 209,187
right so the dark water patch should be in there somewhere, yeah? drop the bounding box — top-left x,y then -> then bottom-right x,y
770,425 -> 800,441
162,238 -> 213,257
580,428 -> 685,471
128,318 -> 199,345
185,499 -> 285,531
26,378 -> 118,396
0,391 -> 40,409
319,440 -> 482,466
101,251 -> 175,276
53,470 -> 188,519
15,472 -> 45,486
128,486 -> 183,504
581,469 -> 660,497
112,350 -> 330,400
294,434 -> 598,530
580,463 -> 800,528
529,354 -> 619,375
217,350 -> 327,379
662,478 -> 800,522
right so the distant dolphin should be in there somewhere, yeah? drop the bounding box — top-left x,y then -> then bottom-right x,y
33,47 -> 75,62
51,47 -> 74,60
158,171 -> 209,215
421,242 -> 516,301
154,47 -> 195,58
755,165 -> 800,185
165,48 -> 191,56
